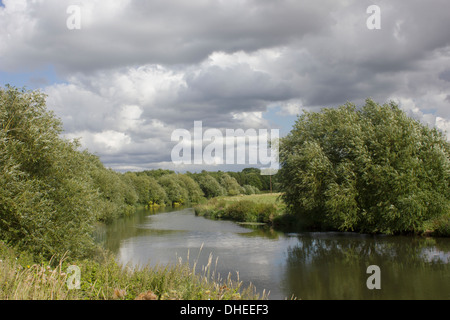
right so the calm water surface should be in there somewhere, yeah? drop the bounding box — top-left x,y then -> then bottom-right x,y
96,206 -> 449,299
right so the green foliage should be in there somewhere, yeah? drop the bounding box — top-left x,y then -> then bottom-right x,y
91,166 -> 134,223
279,99 -> 450,234
0,86 -> 99,260
242,184 -> 260,195
220,173 -> 243,196
222,200 -> 276,223
226,168 -> 274,191
177,174 -> 204,203
158,174 -> 189,205
123,172 -> 151,205
192,168 -> 274,196
223,200 -> 258,222
194,193 -> 282,224
146,176 -> 168,205
427,213 -> 450,237
140,169 -> 175,179
195,174 -> 226,198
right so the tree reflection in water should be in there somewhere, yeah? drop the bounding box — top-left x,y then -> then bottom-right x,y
284,232 -> 449,299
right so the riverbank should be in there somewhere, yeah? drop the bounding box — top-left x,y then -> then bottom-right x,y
99,205 -> 450,300
194,193 -> 450,237
194,193 -> 286,225
0,242 -> 265,300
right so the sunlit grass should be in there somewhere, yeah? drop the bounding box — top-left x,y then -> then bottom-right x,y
216,192 -> 283,205
194,192 -> 286,224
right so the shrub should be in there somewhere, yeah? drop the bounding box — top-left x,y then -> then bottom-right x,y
222,200 -> 277,223
279,99 -> 450,234
243,184 -> 260,195
429,214 -> 450,237
256,203 -> 277,223
223,200 -> 257,222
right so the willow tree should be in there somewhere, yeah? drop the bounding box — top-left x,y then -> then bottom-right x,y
158,174 -> 189,205
195,174 -> 225,199
0,86 -> 101,260
278,99 -> 450,234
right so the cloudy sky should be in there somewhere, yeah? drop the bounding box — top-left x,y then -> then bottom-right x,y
1,0 -> 450,172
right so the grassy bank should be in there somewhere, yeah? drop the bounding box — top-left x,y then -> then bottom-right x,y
423,213 -> 450,237
0,243 -> 265,300
194,193 -> 450,236
194,193 -> 286,225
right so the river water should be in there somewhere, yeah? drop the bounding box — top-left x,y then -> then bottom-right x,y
96,206 -> 449,300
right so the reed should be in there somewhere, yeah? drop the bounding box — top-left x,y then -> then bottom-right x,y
0,242 -> 266,300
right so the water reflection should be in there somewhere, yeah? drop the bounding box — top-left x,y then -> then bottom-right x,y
96,207 -> 450,300
94,206 -> 182,253
284,233 -> 449,299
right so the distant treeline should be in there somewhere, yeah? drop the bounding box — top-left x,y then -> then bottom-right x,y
131,168 -> 275,203
96,167 -> 276,223
0,86 -> 277,261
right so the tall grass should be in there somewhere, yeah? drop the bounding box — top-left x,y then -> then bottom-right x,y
194,193 -> 285,225
0,242 -> 266,300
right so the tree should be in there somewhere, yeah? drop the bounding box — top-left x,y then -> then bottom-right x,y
177,174 -> 204,203
242,184 -> 260,195
119,173 -> 139,205
0,86 -> 100,260
158,174 -> 189,205
147,176 -> 168,205
124,172 -> 150,205
278,99 -> 450,234
91,166 -> 134,222
220,173 -> 243,196
244,172 -> 263,190
196,174 -> 225,198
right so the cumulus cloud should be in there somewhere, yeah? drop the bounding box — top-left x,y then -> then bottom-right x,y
1,0 -> 450,171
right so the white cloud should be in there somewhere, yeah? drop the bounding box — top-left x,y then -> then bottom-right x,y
2,0 -> 450,171
436,117 -> 450,140
65,130 -> 131,154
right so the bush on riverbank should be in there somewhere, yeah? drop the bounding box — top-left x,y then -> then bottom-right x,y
278,99 -> 450,235
425,214 -> 450,237
194,193 -> 284,225
0,242 -> 265,300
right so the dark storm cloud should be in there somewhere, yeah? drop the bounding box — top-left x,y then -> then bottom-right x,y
1,0 -> 338,73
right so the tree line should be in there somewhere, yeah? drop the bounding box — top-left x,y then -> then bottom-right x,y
3,86 -> 447,264
114,167 -> 270,214
0,85 -> 274,261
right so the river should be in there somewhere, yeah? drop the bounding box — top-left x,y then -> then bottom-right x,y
95,206 -> 449,300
